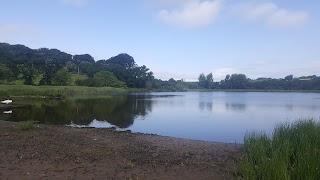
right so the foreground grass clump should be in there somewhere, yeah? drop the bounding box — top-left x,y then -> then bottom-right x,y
15,121 -> 38,131
0,85 -> 127,97
238,119 -> 320,179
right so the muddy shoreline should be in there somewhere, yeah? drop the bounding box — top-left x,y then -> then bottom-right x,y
0,120 -> 243,179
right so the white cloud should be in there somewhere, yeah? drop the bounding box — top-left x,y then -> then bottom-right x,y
157,0 -> 222,28
60,0 -> 89,7
230,2 -> 310,27
154,70 -> 199,81
230,2 -> 276,21
212,68 -> 236,81
267,9 -> 309,27
153,0 -> 191,6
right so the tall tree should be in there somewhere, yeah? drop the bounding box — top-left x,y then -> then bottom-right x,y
0,64 -> 14,83
198,73 -> 206,88
206,73 -> 214,89
229,74 -> 248,89
73,54 -> 95,74
107,53 -> 136,69
17,64 -> 38,85
198,73 -> 214,89
52,69 -> 71,86
285,74 -> 293,81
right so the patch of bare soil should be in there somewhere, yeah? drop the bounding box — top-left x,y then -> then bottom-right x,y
0,120 -> 243,180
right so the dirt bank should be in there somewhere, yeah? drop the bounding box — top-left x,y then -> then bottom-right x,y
0,120 -> 243,180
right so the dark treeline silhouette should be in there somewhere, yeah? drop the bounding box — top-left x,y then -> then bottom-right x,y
0,43 -> 154,88
146,73 -> 320,91
196,73 -> 320,91
144,73 -> 320,91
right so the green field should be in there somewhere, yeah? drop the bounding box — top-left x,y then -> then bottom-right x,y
238,119 -> 320,179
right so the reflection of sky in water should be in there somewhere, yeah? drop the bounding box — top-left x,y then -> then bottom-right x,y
3,92 -> 320,143
126,92 -> 320,143
68,119 -> 114,128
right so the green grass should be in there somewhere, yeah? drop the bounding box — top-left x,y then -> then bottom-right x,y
0,85 -> 128,98
238,119 -> 320,179
15,121 -> 38,131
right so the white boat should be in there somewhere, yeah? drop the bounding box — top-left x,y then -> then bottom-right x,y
1,99 -> 12,104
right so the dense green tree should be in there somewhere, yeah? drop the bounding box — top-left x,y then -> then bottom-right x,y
0,64 -> 14,83
65,61 -> 77,72
76,71 -> 126,88
107,53 -> 136,69
229,74 -> 248,89
52,69 -> 72,86
37,49 -> 72,85
17,64 -> 38,85
78,61 -> 99,77
96,55 -> 154,88
1,44 -> 151,87
4,44 -> 37,80
93,71 -> 126,88
73,54 -> 94,74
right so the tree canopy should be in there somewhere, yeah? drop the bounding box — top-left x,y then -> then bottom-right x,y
0,43 -> 154,88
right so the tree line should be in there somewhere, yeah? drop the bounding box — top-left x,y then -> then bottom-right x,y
196,73 -> 320,90
0,43 -> 154,88
1,42 -> 319,90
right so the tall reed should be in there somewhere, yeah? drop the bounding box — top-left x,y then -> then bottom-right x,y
238,119 -> 320,179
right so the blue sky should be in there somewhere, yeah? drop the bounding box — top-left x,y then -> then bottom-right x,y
1,0 -> 319,81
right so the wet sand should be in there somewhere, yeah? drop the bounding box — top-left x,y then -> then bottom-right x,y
0,120 -> 243,180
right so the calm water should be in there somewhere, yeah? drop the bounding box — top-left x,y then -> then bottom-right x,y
2,92 -> 320,143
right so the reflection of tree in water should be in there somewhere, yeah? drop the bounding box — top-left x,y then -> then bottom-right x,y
3,99 -> 70,124
5,95 -> 153,128
104,96 -> 152,128
198,102 -> 213,111
225,103 -> 246,112
198,93 -> 213,111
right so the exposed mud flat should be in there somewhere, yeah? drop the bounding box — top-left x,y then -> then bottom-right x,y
0,120 -> 243,180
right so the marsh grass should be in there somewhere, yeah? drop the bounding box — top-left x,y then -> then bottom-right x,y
0,85 -> 127,98
15,121 -> 38,131
238,119 -> 320,179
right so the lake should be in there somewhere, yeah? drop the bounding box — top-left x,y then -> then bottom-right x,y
1,92 -> 320,143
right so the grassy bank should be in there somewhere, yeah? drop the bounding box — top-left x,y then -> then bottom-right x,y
0,85 -> 128,98
238,119 -> 320,179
